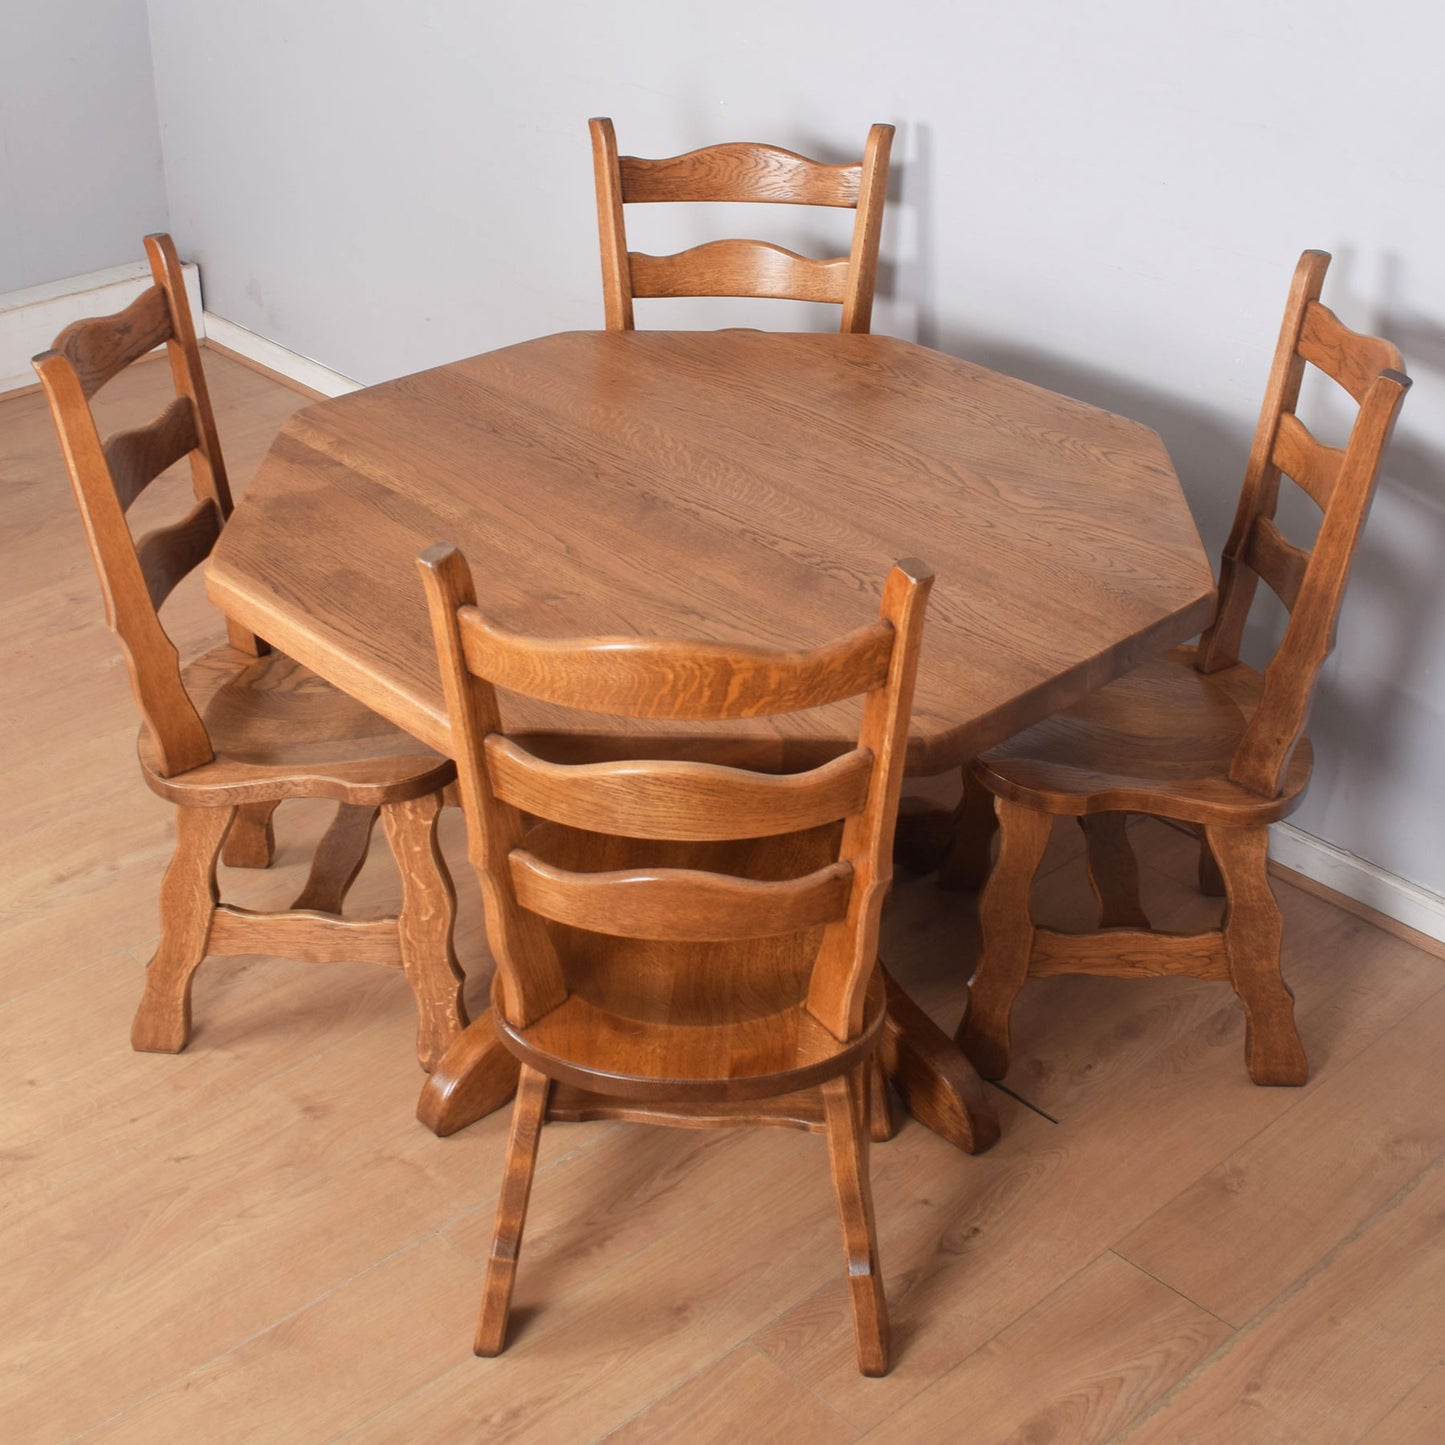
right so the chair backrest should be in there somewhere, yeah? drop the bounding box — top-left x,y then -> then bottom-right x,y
1196,249 -> 1411,797
590,117 -> 894,334
419,544 -> 931,1043
32,232 -> 256,777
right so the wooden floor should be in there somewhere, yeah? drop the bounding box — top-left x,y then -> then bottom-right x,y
5,352 -> 1444,1444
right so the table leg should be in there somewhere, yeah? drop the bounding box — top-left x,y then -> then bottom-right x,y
879,971 -> 1000,1154
416,1009 -> 520,1136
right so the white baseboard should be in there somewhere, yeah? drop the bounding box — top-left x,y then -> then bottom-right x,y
1,261 -> 202,393
1271,822 -> 1445,947
201,313 -> 360,397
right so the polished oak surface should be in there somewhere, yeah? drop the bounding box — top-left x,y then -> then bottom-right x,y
209,329 -> 1218,775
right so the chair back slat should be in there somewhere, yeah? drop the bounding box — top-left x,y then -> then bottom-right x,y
618,140 -> 866,207
1270,412 -> 1341,510
458,613 -> 894,719
590,117 -> 893,334
53,286 -> 173,400
1241,515 -> 1308,611
486,736 -> 874,841
630,240 -> 849,303
135,500 -> 224,612
420,543 -> 932,1041
1297,301 -> 1404,404
32,233 -> 256,777
105,396 -> 202,511
510,851 -> 853,941
1195,250 -> 1410,797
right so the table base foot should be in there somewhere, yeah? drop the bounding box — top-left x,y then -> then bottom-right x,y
416,1010 -> 520,1137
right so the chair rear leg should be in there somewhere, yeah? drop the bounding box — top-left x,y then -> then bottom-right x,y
475,1065 -> 550,1356
132,806 -> 231,1053
937,766 -> 999,891
956,799 -> 1052,1079
823,1070 -> 889,1376
866,1053 -> 894,1142
1198,829 -> 1226,897
1207,825 -> 1307,1086
221,800 -> 280,868
1079,812 -> 1150,928
292,803 -> 379,913
380,791 -> 467,1071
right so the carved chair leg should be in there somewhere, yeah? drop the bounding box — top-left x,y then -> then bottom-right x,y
292,803 -> 379,913
1198,829 -> 1226,897
937,765 -> 999,891
221,800 -> 280,869
956,799 -> 1053,1080
381,791 -> 467,1072
1207,825 -> 1307,1086
132,806 -> 231,1053
1079,812 -> 1150,928
822,1070 -> 889,1376
475,1064 -> 550,1356
866,1052 -> 894,1142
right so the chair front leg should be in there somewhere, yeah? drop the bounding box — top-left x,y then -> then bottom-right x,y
381,791 -> 467,1071
220,800 -> 280,868
956,799 -> 1052,1080
1207,824 -> 1307,1086
475,1064 -> 550,1356
132,805 -> 232,1053
823,1069 -> 889,1376
1079,812 -> 1150,928
292,803 -> 379,913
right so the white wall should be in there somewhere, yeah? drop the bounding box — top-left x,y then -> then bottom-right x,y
0,0 -> 167,291
143,0 -> 1445,895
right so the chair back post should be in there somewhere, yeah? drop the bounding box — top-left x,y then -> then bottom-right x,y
1197,250 -> 1330,675
416,545 -> 567,1026
589,117 -> 635,331
1197,249 -> 1411,797
1230,367 -> 1409,795
839,123 -> 894,335
806,558 -> 932,1040
143,233 -> 262,657
32,325 -> 214,777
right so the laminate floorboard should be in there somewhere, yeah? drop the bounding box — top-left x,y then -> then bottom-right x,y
2,356 -> 1442,1443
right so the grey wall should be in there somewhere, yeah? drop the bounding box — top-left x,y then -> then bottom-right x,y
143,0 -> 1445,893
0,0 -> 167,292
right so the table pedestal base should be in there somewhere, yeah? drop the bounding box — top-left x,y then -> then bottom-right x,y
416,970 -> 999,1153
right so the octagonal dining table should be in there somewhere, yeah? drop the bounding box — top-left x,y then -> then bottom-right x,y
207,329 -> 1217,1152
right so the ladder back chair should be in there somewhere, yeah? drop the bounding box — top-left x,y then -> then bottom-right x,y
32,233 -> 466,1071
958,249 -> 1410,1087
590,116 -> 894,333
418,543 -> 933,1375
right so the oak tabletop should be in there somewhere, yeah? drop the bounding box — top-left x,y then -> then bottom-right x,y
207,330 -> 1217,774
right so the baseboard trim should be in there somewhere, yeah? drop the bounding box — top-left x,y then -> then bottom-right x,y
1,261 -> 202,393
201,314 -> 360,398
1269,822 -> 1445,956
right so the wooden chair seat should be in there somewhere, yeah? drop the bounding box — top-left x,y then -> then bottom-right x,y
493,964 -> 887,1103
138,644 -> 453,806
975,646 -> 1313,827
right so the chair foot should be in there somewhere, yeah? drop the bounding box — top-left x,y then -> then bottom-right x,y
382,791 -> 468,1071
823,1071 -> 889,1376
221,800 -> 280,868
475,1066 -> 549,1356
1208,825 -> 1307,1086
955,799 -> 1052,1080
131,807 -> 230,1053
